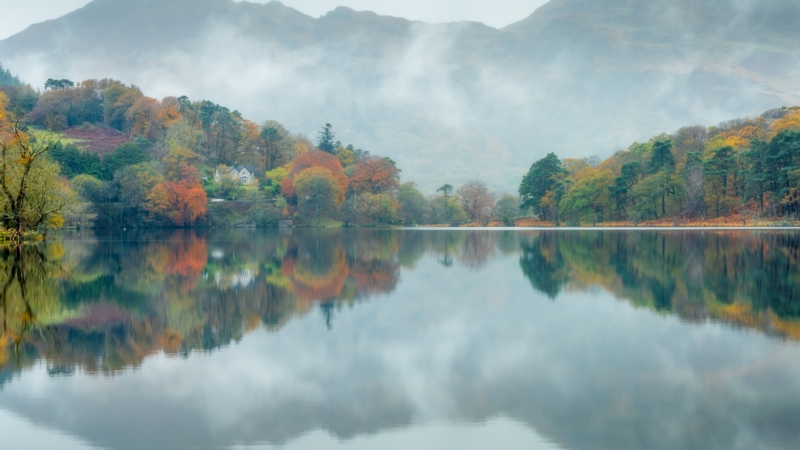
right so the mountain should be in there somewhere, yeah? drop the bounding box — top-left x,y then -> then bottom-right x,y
1,0 -> 799,192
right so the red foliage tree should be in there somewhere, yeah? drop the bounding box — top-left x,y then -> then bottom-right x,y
281,177 -> 295,200
350,156 -> 400,194
145,166 -> 207,226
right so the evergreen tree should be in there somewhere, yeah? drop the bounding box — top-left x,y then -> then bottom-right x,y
703,146 -> 735,197
766,130 -> 800,201
0,63 -> 22,87
43,78 -> 74,90
743,138 -> 768,213
648,140 -> 675,175
317,123 -> 336,153
609,161 -> 641,217
519,153 -> 568,215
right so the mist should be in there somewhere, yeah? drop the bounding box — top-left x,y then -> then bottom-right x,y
1,0 -> 799,192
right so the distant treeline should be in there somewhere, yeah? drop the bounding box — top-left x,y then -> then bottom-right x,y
0,74 -> 523,230
0,63 -> 23,88
3,69 -> 800,231
519,108 -> 800,225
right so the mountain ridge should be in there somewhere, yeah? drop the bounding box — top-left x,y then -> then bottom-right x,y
1,0 -> 800,192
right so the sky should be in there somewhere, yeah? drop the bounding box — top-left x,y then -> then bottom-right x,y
0,0 -> 550,41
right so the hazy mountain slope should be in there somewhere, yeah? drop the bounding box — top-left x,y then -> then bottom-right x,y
1,0 -> 799,192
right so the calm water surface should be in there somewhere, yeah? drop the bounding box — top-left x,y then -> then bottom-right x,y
2,229 -> 800,450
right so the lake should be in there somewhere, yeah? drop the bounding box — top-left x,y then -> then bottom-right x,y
1,229 -> 800,450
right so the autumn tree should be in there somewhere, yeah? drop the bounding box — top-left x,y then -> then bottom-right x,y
114,162 -> 164,214
335,145 -> 356,168
144,166 -> 207,226
350,156 -> 400,195
283,150 -> 348,204
672,125 -> 708,163
457,179 -> 495,223
0,106 -> 68,238
164,117 -> 204,154
560,169 -> 615,224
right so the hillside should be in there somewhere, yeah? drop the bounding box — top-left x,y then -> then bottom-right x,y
1,0 -> 800,192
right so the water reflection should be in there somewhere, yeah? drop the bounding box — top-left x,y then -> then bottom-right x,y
518,231 -> 800,339
3,229 -> 517,375
0,229 -> 799,450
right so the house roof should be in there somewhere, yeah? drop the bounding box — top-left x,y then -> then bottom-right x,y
230,165 -> 256,174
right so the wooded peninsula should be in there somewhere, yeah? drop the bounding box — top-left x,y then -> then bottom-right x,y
2,65 -> 800,239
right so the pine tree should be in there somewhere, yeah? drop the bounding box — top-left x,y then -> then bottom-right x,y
317,123 -> 336,154
648,140 -> 675,175
519,153 -> 567,215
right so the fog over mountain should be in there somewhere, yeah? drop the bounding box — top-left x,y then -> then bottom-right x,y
1,0 -> 799,192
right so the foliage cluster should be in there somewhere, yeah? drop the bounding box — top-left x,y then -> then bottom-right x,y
519,107 -> 800,225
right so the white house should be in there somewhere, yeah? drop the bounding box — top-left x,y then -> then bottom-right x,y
214,165 -> 256,185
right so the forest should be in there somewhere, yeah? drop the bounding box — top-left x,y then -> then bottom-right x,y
1,68 -> 518,233
2,63 -> 800,235
520,107 -> 800,226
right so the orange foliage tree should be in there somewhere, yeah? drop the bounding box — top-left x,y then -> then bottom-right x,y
350,156 -> 400,194
284,150 -> 349,201
145,166 -> 207,226
157,97 -> 183,129
126,97 -> 160,140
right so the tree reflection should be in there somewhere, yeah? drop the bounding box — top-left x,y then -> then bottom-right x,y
0,229 -> 433,374
0,245 -> 63,368
518,230 -> 800,339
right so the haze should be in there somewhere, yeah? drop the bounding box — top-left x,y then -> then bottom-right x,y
1,0 -> 799,192
0,0 -> 549,40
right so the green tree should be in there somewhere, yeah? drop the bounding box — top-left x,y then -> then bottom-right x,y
495,194 -> 519,226
71,174 -> 104,203
316,123 -> 336,154
608,161 -> 641,218
0,84 -> 39,115
102,142 -> 147,180
766,130 -> 800,212
259,127 -> 283,170
631,173 -> 664,220
44,79 -> 74,90
648,140 -> 675,175
560,169 -> 614,224
114,162 -> 164,221
0,120 -> 69,237
295,172 -> 339,225
0,64 -> 22,87
703,146 -> 735,199
396,182 -> 427,225
519,153 -> 568,216
742,138 -> 768,213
